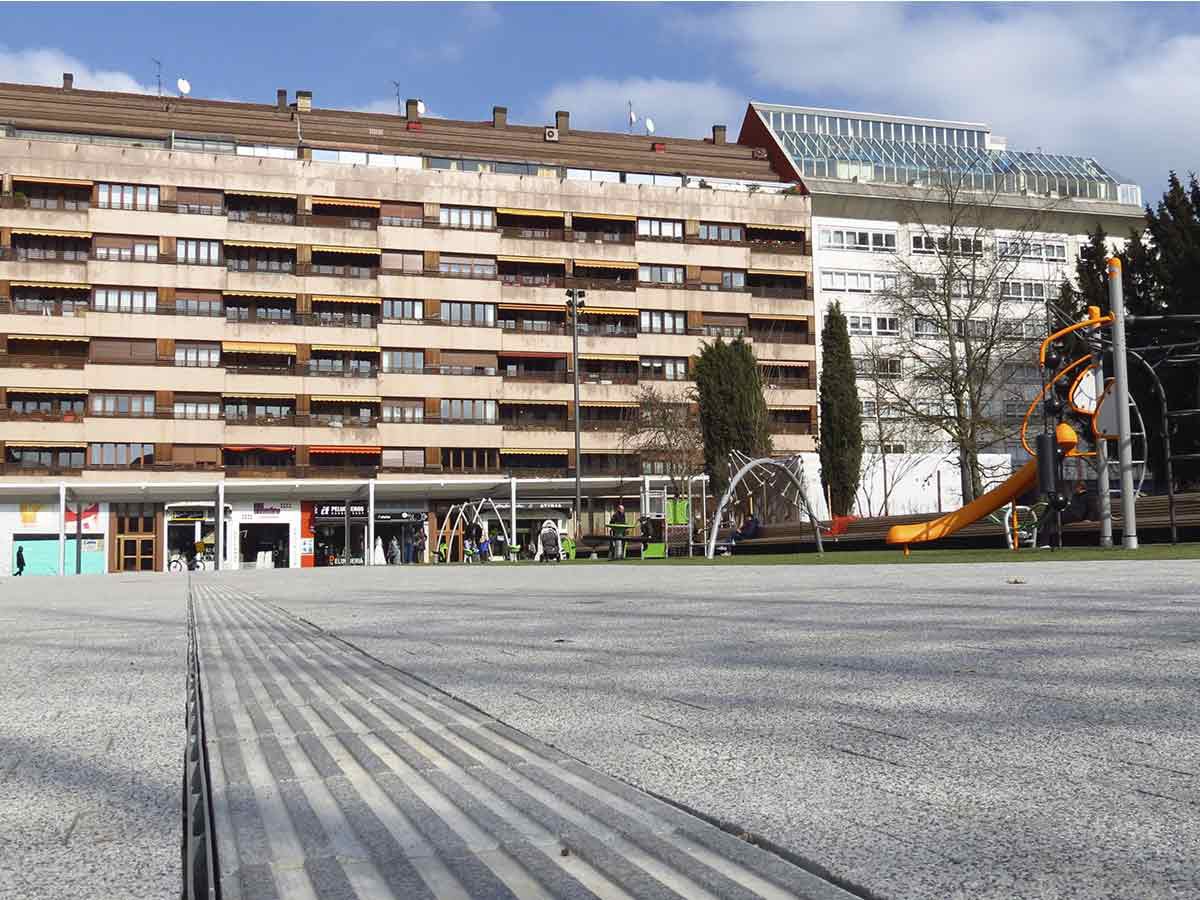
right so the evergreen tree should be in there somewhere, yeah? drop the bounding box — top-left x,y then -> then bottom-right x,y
693,337 -> 772,498
817,303 -> 862,516
1075,224 -> 1111,313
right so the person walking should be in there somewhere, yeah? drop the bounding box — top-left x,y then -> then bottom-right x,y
15,545 -> 25,576
414,527 -> 426,564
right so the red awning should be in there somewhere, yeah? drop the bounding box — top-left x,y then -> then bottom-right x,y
308,446 -> 382,455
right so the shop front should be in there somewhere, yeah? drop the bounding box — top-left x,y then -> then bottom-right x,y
228,500 -> 300,569
485,501 -> 570,559
0,501 -> 107,576
166,503 -> 224,571
374,505 -> 428,564
301,500 -> 427,566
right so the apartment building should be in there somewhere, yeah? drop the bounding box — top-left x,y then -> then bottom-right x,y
0,78 -> 814,572
738,103 -> 1145,511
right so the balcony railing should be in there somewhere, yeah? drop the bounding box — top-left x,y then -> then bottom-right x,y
749,238 -> 807,255
0,408 -> 84,422
227,209 -> 297,226
0,353 -> 87,369
500,273 -> 565,288
564,275 -> 636,292
748,285 -> 814,301
501,322 -> 568,336
571,230 -> 635,245
226,259 -> 296,274
500,226 -> 564,241
502,370 -> 570,383
299,213 -> 378,231
762,375 -> 815,389
767,421 -> 814,434
5,248 -> 89,262
749,331 -> 816,346
299,263 -> 377,279
500,420 -> 570,431
579,372 -> 638,385
1,195 -> 89,211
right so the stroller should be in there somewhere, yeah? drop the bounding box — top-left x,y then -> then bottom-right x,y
538,519 -> 563,562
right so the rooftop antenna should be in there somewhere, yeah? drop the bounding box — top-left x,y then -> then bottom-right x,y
392,80 -> 401,116
152,58 -> 162,96
627,100 -> 636,133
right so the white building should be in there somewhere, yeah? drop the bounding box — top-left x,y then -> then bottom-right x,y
739,104 -> 1145,513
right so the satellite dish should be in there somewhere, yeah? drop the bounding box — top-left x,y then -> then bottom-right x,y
629,108 -> 637,125
416,99 -> 426,116
645,117 -> 656,135
176,78 -> 191,96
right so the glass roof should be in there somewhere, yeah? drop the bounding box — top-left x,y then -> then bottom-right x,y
754,104 -> 1141,207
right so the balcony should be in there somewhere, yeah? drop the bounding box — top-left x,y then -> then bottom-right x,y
749,329 -> 816,346
500,226 -> 564,242
0,354 -> 88,370
227,209 -> 296,226
564,275 -> 636,293
299,212 -> 378,231
748,284 -> 814,301
299,262 -> 377,279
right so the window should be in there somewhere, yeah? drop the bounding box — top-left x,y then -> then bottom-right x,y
1001,280 -> 1047,301
382,400 -> 424,423
439,302 -> 496,327
914,318 -> 940,337
698,223 -> 744,242
98,183 -> 159,211
382,350 -> 424,373
861,399 -> 877,417
178,240 -> 221,265
381,299 -> 424,320
639,310 -> 686,334
911,234 -> 937,254
883,443 -> 906,455
89,443 -> 155,468
89,393 -> 155,417
175,297 -> 223,317
820,226 -> 897,252
438,255 -> 496,278
94,239 -> 158,261
382,251 -> 423,274
876,357 -> 903,377
637,218 -> 683,240
8,396 -> 84,416
173,399 -> 221,419
639,357 -> 689,381
848,314 -> 873,335
721,271 -> 746,291
175,342 -> 220,368
439,206 -> 494,230
821,270 -> 888,293
92,288 -> 158,313
439,399 -> 497,424
1000,239 -> 1067,261
638,264 -> 684,285
953,319 -> 990,339
875,316 -> 899,335
6,447 -> 84,469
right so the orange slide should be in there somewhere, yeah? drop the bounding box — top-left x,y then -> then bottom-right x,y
886,424 -> 1077,547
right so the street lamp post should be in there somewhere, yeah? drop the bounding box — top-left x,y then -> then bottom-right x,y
566,289 -> 586,541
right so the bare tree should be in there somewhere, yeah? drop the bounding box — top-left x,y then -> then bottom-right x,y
620,383 -> 705,495
864,170 -> 1056,501
853,380 -> 927,516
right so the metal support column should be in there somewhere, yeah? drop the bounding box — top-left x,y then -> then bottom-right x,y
1109,258 -> 1138,549
75,500 -> 83,574
1092,347 -> 1113,547
215,483 -> 225,570
509,476 -> 518,561
343,500 -> 351,565
57,482 -> 66,576
367,480 -> 376,566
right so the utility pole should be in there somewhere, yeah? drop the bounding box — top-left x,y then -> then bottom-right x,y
152,58 -> 162,97
566,288 -> 586,539
1092,341 -> 1113,547
1108,258 -> 1138,549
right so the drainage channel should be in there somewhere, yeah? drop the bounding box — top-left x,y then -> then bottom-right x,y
185,581 -> 862,900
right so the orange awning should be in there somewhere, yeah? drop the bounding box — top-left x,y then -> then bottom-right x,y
308,446 -> 382,455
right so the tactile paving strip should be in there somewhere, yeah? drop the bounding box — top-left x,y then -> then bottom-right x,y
192,582 -> 859,900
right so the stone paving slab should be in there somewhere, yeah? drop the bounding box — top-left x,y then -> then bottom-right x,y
213,560 -> 1200,900
194,580 -> 854,899
0,574 -> 186,900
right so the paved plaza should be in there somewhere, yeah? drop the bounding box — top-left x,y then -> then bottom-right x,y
2,559 -> 1199,899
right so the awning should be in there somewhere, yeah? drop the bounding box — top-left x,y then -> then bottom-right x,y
759,360 -> 810,368
580,401 -> 638,408
224,445 -> 293,452
498,303 -> 561,313
9,281 -> 89,290
312,295 -> 382,305
580,307 -> 637,316
573,259 -> 638,270
221,341 -> 297,355
310,395 -> 382,403
575,212 -> 636,222
10,334 -> 89,343
749,313 -> 810,321
6,387 -> 89,395
223,290 -> 295,299
309,446 -> 382,454
748,268 -> 806,276
768,406 -> 813,412
311,344 -> 380,353
312,197 -> 381,209
498,399 -> 568,406
497,207 -> 564,219
223,392 -> 294,399
5,440 -> 87,448
311,245 -> 381,256
498,448 -> 568,455
749,223 -> 805,232
14,176 -> 92,187
11,228 -> 92,238
578,353 -> 638,361
497,255 -> 563,266
225,189 -> 294,198
223,239 -> 295,249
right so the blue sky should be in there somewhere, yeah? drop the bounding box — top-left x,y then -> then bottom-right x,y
1,2 -> 1197,200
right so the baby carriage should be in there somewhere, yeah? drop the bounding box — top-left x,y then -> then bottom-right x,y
538,520 -> 563,562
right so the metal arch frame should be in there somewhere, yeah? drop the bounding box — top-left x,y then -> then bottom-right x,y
433,497 -> 512,563
705,457 -> 824,559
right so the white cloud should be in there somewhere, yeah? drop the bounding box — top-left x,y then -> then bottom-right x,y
538,77 -> 745,139
685,3 -> 1200,198
0,45 -> 151,93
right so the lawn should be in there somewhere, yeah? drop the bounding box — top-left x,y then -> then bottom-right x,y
569,543 -> 1200,566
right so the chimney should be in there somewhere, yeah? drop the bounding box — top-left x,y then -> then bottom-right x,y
62,72 -> 74,91
406,98 -> 420,121
555,110 -> 570,134
712,124 -> 727,145
276,88 -> 288,111
492,106 -> 507,128
295,90 -> 312,113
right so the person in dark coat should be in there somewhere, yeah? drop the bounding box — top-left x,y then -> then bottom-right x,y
15,545 -> 25,576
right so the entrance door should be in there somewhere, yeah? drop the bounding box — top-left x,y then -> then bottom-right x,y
113,503 -> 159,572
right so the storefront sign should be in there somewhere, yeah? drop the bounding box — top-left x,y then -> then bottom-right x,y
312,503 -> 425,522
14,502 -> 103,533
313,502 -> 367,520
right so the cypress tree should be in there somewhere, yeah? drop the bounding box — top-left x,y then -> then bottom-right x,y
817,302 -> 862,516
693,337 -> 771,498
